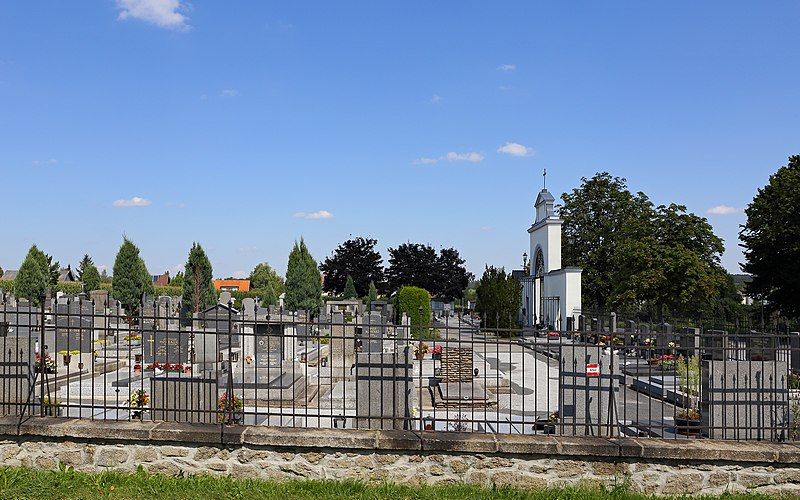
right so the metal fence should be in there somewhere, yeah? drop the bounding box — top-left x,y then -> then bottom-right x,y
1,295 -> 798,442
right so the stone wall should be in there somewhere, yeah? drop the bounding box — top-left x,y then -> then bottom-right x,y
1,417 -> 800,496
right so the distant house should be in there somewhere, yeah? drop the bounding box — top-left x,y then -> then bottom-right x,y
152,271 -> 171,287
1,270 -> 17,281
58,266 -> 77,282
732,274 -> 755,306
213,279 -> 251,292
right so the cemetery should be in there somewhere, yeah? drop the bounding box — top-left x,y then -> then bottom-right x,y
0,189 -> 795,442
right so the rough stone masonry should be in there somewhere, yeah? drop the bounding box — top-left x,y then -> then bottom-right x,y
2,417 -> 800,496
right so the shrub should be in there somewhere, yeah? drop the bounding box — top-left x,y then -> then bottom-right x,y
475,266 -> 521,334
394,286 -> 431,338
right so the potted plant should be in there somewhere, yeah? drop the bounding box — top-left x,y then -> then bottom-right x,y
127,389 -> 149,420
675,407 -> 701,435
414,342 -> 429,361
42,395 -> 63,417
431,345 -> 442,360
217,392 -> 244,425
676,355 -> 701,435
35,353 -> 56,374
58,349 -> 79,365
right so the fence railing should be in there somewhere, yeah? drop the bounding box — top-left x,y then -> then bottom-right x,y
0,295 -> 798,442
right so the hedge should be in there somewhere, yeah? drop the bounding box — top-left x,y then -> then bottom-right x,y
394,286 -> 431,338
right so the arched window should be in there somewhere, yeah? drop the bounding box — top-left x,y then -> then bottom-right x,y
534,248 -> 545,278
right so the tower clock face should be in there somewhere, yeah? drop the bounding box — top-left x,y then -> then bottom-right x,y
534,248 -> 545,277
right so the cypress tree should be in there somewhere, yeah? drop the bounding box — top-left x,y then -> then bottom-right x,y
112,238 -> 152,315
261,282 -> 278,306
81,263 -> 101,293
14,245 -> 49,304
343,275 -> 357,299
284,238 -> 322,313
182,242 -> 216,314
76,254 -> 94,280
367,280 -> 378,304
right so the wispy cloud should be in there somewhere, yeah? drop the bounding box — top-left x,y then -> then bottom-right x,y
220,89 -> 240,97
446,151 -> 484,163
31,159 -> 58,167
706,205 -> 740,215
497,142 -> 534,157
413,157 -> 439,165
497,64 -> 516,72
480,226 -> 494,232
412,151 -> 485,165
116,0 -> 189,30
113,196 -> 152,208
238,245 -> 257,253
430,94 -> 442,104
293,210 -> 334,220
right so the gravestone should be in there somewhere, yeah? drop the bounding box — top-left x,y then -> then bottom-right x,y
53,303 -> 94,353
355,347 -> 413,430
441,347 -> 473,382
746,334 -> 779,362
142,330 -> 190,365
201,304 -> 240,350
219,291 -> 232,305
701,358 -> 789,441
559,344 -> 620,437
90,290 -> 109,312
0,306 -> 40,338
254,324 -> 283,368
790,332 -> 800,373
329,312 -> 355,371
0,335 -> 36,416
702,330 -> 729,361
360,312 -> 386,353
150,376 -> 218,424
679,327 -> 701,355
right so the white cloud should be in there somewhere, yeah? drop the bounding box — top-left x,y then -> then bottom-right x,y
446,151 -> 484,163
430,94 -> 442,104
231,270 -> 248,279
238,245 -> 257,253
113,196 -> 152,208
293,210 -> 334,220
413,157 -> 439,165
32,159 -> 58,166
480,226 -> 494,232
497,142 -> 534,157
497,64 -> 516,72
220,89 -> 240,97
116,0 -> 189,30
706,205 -> 740,215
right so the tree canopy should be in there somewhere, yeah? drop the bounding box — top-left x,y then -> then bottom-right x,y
284,239 -> 323,313
182,242 -> 216,314
342,275 -> 357,299
475,266 -> 521,332
319,237 -> 385,297
111,238 -> 154,315
385,243 -> 472,300
741,155 -> 800,318
76,254 -> 94,281
81,263 -> 101,293
248,262 -> 285,295
14,245 -> 49,304
260,282 -> 278,307
561,172 -> 734,319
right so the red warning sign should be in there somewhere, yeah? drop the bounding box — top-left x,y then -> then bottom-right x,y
586,363 -> 600,377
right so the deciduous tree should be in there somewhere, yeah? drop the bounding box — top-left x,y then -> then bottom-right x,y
248,262 -> 284,295
320,237 -> 384,296
182,242 -> 216,314
741,155 -> 800,318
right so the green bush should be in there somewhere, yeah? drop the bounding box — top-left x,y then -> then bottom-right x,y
394,286 -> 431,338
0,281 -> 13,294
55,282 -> 83,295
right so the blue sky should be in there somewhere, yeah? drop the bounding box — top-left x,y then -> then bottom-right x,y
1,1 -> 798,279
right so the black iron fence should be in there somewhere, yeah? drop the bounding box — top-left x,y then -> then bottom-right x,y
1,295 -> 798,442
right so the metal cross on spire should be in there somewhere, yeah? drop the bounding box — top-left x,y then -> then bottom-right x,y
543,168 -> 547,190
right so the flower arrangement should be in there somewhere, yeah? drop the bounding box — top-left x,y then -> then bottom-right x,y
123,334 -> 141,342
217,392 -> 244,424
36,353 -> 56,374
244,354 -> 254,365
42,394 -> 62,416
643,337 -> 655,347
146,362 -> 190,373
414,342 -> 429,360
667,341 -> 676,349
57,349 -> 80,356
127,389 -> 149,419
677,407 -> 700,421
